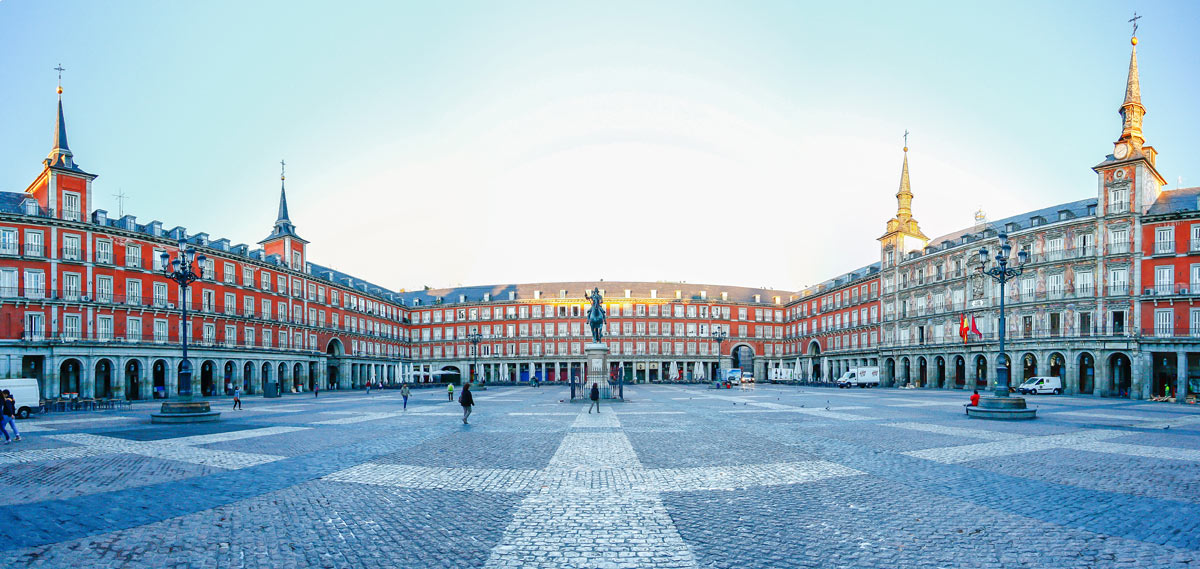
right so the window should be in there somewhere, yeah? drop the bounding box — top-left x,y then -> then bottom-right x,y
1108,228 -> 1129,254
63,314 -> 82,341
62,273 -> 81,301
1155,266 -> 1174,294
25,231 -> 44,257
23,312 -> 45,341
1108,267 -> 1129,294
0,269 -> 16,298
1047,273 -> 1064,298
1109,186 -> 1128,214
1155,309 -> 1173,337
1076,272 -> 1094,296
23,269 -> 45,299
127,317 -> 142,342
126,279 -> 142,305
224,263 -> 235,283
95,239 -> 112,263
125,244 -> 141,268
97,315 -> 113,341
1192,225 -> 1200,252
1155,226 -> 1175,255
62,192 -> 80,221
62,234 -> 81,260
0,229 -> 17,255
96,276 -> 113,303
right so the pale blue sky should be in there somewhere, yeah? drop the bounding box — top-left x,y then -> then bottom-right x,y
2,1 -> 1197,292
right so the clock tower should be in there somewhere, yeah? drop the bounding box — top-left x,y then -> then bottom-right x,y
1094,32 -> 1166,216
879,145 -> 929,261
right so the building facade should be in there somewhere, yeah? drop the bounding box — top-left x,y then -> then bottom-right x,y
0,32 -> 1195,403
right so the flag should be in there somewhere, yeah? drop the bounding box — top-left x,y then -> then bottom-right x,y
969,315 -> 981,339
959,315 -> 970,343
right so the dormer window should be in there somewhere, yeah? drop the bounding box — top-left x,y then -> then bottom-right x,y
508,291 -> 515,300
483,293 -> 491,302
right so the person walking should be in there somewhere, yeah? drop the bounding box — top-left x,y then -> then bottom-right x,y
314,383 -> 319,398
588,382 -> 600,414
232,386 -> 242,410
401,383 -> 411,410
459,383 -> 474,424
366,381 -> 371,396
447,382 -> 455,402
1,390 -> 20,443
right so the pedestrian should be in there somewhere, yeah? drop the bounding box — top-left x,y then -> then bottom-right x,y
448,382 -> 455,402
1,390 -> 20,443
401,383 -> 411,410
588,382 -> 600,414
459,382 -> 474,424
232,386 -> 242,410
366,381 -> 371,395
314,383 -> 319,398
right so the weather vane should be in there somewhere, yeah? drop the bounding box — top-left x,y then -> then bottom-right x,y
1129,12 -> 1141,37
280,159 -> 286,180
54,63 -> 65,85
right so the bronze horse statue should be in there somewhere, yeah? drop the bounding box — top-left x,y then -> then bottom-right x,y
584,287 -> 606,343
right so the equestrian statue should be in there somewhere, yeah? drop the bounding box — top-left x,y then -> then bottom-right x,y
584,287 -> 607,343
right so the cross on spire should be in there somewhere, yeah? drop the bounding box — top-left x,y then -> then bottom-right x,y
54,64 -> 65,86
903,129 -> 910,151
1129,12 -> 1141,37
280,159 -> 286,181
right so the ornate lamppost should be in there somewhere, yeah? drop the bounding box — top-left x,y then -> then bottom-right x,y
711,327 -> 728,383
160,241 -> 206,399
467,331 -> 483,386
973,233 -> 1037,420
151,241 -> 219,423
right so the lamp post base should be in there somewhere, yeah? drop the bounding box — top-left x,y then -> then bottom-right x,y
967,396 -> 1037,420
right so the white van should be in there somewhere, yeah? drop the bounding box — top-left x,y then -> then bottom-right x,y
1017,376 -> 1062,395
836,367 -> 880,388
0,378 -> 42,418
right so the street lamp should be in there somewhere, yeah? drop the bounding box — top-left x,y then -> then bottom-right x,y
977,233 -> 1028,398
160,241 -> 206,399
466,331 -> 483,386
711,327 -> 728,383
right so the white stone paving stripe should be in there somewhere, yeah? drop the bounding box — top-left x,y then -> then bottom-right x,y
45,426 -> 310,470
886,422 -> 1022,441
21,415 -> 136,427
0,445 -> 112,465
903,429 -> 1127,464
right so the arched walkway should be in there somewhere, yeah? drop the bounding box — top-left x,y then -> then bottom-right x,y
59,359 -> 82,396
1020,353 -> 1038,381
94,358 -> 115,399
954,356 -> 966,388
243,361 -> 256,394
900,357 -> 911,387
153,359 -> 168,398
1078,352 -> 1095,395
917,357 -> 928,387
1048,352 -> 1066,379
974,354 -> 988,389
293,362 -> 304,392
1109,353 -> 1132,398
935,356 -> 946,388
884,358 -> 895,387
124,359 -> 142,401
223,361 -> 236,395
200,360 -> 216,396
262,362 -> 273,393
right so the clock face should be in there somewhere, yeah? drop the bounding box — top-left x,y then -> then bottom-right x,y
1114,143 -> 1128,159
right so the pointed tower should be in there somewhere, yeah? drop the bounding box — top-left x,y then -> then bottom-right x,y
1094,31 -> 1166,215
25,73 -> 97,222
879,144 -> 929,266
259,161 -> 308,270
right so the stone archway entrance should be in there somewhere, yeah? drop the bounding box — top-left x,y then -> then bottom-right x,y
954,356 -> 966,388
732,345 -> 755,375
200,360 -> 215,396
1109,353 -> 1132,398
59,359 -> 82,396
95,359 -> 114,398
1078,353 -> 1095,395
125,360 -> 142,401
974,355 -> 988,389
153,360 -> 168,398
808,341 -> 822,381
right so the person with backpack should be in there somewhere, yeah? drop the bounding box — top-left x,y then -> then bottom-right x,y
232,386 -> 242,410
401,383 -> 411,410
459,383 -> 474,424
1,390 -> 21,442
588,382 -> 600,414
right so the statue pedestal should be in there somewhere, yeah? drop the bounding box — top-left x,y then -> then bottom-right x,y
583,343 -> 616,400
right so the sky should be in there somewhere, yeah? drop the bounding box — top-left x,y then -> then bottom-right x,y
2,1 -> 1198,294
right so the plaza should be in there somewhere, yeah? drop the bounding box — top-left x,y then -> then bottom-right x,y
0,384 -> 1197,568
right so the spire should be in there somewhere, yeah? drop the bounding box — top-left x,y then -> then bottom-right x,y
45,64 -> 79,171
277,159 -> 290,223
895,145 -> 913,220
1115,20 -> 1146,153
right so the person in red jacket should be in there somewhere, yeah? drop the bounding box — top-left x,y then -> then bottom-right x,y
968,389 -> 981,412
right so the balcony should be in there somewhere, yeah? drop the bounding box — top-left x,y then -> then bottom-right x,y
23,244 -> 45,258
1108,241 -> 1131,255
1153,242 -> 1176,256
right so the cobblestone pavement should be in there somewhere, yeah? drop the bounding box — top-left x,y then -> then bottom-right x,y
0,384 -> 1198,568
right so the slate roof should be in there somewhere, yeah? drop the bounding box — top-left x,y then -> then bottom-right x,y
1146,187 -> 1200,216
393,281 -> 798,307
923,198 -> 1098,252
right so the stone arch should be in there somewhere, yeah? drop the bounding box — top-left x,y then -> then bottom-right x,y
243,361 -> 257,394
974,354 -> 988,388
884,357 -> 896,387
1047,352 -> 1066,379
94,358 -> 116,399
200,360 -> 217,396
441,365 -> 462,384
152,359 -> 169,398
935,356 -> 946,388
1108,352 -> 1132,398
917,356 -> 928,387
1077,352 -> 1096,395
899,357 -> 911,386
1020,352 -> 1038,381
124,359 -> 143,401
59,358 -> 83,396
278,363 -> 290,393
326,338 -> 344,357
293,362 -> 304,392
731,344 -> 755,372
954,355 -> 966,388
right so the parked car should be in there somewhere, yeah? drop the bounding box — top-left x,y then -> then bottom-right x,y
1017,376 -> 1063,395
0,378 -> 42,418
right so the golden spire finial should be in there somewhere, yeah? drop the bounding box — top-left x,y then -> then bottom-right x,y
54,64 -> 65,95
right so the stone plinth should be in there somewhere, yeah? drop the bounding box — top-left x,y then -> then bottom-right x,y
583,342 -> 616,400
151,400 -> 221,424
966,396 -> 1037,420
